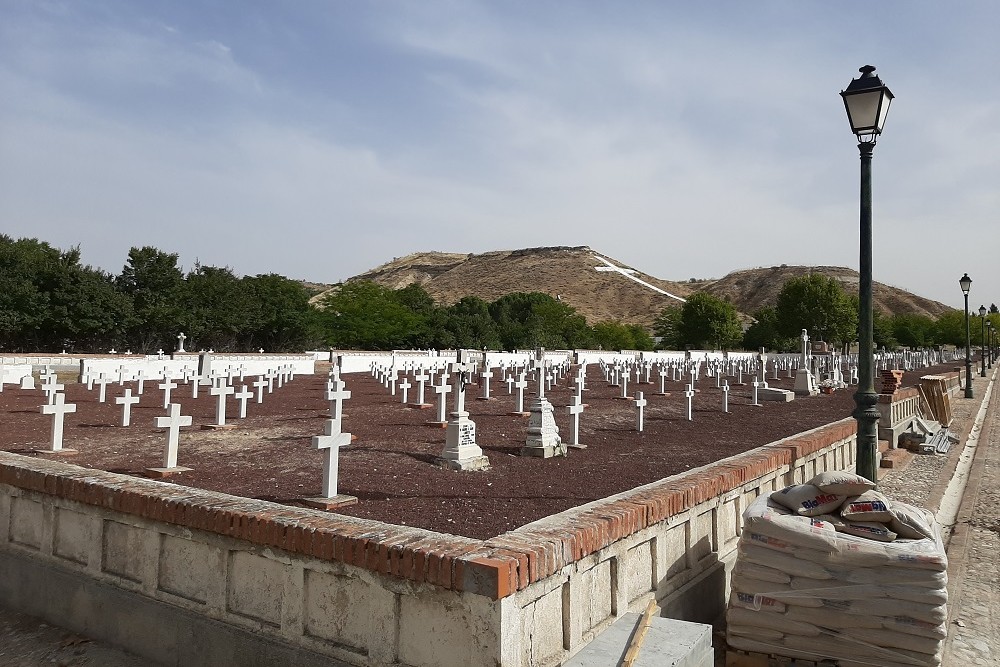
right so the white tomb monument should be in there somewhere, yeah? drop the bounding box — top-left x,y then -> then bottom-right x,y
437,351 -> 490,471
522,348 -> 565,458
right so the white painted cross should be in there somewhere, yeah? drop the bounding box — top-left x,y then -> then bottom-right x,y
514,373 -> 528,413
155,403 -> 192,469
433,375 -> 452,423
234,385 -> 253,418
94,374 -> 111,403
177,332 -> 187,352
116,365 -> 128,385
265,369 -> 277,393
567,395 -> 585,447
658,365 -> 668,395
237,364 -> 248,381
399,377 -> 411,404
532,349 -> 547,400
116,389 -> 141,427
751,380 -> 761,406
414,369 -> 429,405
210,383 -> 236,426
325,380 -> 352,432
635,391 -> 647,432
136,369 -> 148,395
722,380 -> 730,413
41,376 -> 64,405
620,368 -> 630,399
252,376 -> 267,404
479,367 -> 493,400
159,377 -> 177,409
313,421 -> 352,498
685,384 -> 695,421
40,393 -> 76,452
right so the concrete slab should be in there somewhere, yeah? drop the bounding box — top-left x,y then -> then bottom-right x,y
563,612 -> 713,667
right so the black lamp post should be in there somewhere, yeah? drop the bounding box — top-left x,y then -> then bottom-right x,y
960,273 -> 973,398
988,320 -> 995,366
841,65 -> 893,484
980,305 -> 987,376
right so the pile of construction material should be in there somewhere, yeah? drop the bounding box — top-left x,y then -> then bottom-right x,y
727,471 -> 947,667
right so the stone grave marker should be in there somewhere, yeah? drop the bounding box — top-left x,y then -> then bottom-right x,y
252,376 -> 267,404
635,391 -> 647,432
159,377 -> 177,409
566,394 -> 586,449
430,374 -> 452,427
410,369 -> 432,409
522,348 -> 565,458
176,332 -> 187,353
234,385 -> 253,418
478,366 -> 494,401
722,380 -> 730,413
206,383 -> 236,429
94,374 -> 111,403
303,418 -> 357,509
399,377 -> 411,404
136,369 -> 148,395
38,393 -> 77,454
116,389 -> 140,427
511,373 -> 529,416
147,403 -> 193,477
685,384 -> 695,421
436,351 -> 490,471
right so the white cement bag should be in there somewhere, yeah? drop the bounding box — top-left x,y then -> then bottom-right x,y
732,577 -> 822,608
740,544 -> 833,580
807,470 -> 876,496
791,540 -> 891,567
850,627 -> 942,656
840,490 -> 894,523
835,519 -> 897,542
727,607 -> 822,637
730,589 -> 788,613
727,624 -> 784,641
770,484 -> 846,516
784,605 -> 882,630
888,501 -> 936,540
743,496 -> 840,552
880,584 -> 948,605
836,565 -> 946,588
733,561 -> 791,584
819,597 -> 946,625
789,576 -> 881,601
881,615 -> 947,640
782,633 -> 938,667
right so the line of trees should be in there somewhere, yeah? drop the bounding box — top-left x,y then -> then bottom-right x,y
654,273 -> 998,352
3,236 -> 993,354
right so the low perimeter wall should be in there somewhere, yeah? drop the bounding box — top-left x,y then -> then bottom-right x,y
0,420 -> 857,667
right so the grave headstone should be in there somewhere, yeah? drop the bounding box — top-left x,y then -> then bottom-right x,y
252,376 -> 267,404
522,348 -> 565,458
234,385 -> 253,418
304,417 -> 357,509
147,403 -> 193,477
437,351 -> 490,470
566,395 -> 586,449
635,391 -> 647,432
208,383 -> 236,428
38,393 -> 77,454
116,389 -> 141,427
685,384 -> 695,421
159,377 -> 177,409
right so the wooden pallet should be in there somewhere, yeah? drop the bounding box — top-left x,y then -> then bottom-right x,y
919,375 -> 952,426
726,649 -> 837,667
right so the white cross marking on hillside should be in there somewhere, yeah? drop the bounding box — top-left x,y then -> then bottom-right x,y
592,254 -> 686,302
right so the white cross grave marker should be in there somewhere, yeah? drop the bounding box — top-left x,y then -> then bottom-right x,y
433,375 -> 452,424
94,374 -> 111,403
252,376 -> 267,403
210,383 -> 236,427
685,384 -> 695,421
399,377 -> 411,404
40,393 -> 77,453
116,389 -> 141,427
234,385 -> 253,418
722,380 -> 730,413
309,421 -> 355,503
149,403 -> 193,476
567,395 -> 585,448
635,391 -> 647,432
159,377 -> 177,409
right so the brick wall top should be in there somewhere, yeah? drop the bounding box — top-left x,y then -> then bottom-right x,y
878,386 -> 920,404
0,418 -> 857,601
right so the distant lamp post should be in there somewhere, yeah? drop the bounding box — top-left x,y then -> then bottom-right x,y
959,273 -> 973,398
980,305 -> 988,376
841,65 -> 893,484
988,320 -> 995,367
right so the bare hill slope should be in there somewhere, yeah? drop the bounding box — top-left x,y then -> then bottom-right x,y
325,246 -> 692,328
312,251 -> 953,328
692,265 -> 952,319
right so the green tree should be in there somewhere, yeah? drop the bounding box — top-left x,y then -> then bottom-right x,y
890,314 -> 938,348
742,307 -> 795,352
775,274 -> 857,347
181,264 -> 252,351
317,281 -> 424,350
488,292 -> 589,349
116,246 -> 186,351
652,306 -> 682,350
676,293 -> 742,350
241,274 -> 321,351
872,308 -> 898,350
443,296 -> 501,350
934,310 -> 966,348
626,324 -> 655,351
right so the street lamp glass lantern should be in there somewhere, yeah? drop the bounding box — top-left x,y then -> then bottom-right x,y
959,273 -> 972,295
841,65 -> 894,142
979,305 -> 987,317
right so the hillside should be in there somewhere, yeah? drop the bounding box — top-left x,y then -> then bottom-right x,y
311,250 -> 953,328
693,265 -> 953,320
317,247 -> 692,328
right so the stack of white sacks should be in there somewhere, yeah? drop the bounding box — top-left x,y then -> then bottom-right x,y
727,471 -> 947,667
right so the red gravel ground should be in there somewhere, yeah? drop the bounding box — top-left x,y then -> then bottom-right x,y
0,362 -> 962,540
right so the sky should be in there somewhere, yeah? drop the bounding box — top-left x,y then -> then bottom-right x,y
1,1 -> 998,311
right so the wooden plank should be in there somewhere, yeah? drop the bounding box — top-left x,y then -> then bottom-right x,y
620,598 -> 657,667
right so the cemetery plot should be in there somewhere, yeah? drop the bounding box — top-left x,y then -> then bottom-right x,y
0,361 -> 960,541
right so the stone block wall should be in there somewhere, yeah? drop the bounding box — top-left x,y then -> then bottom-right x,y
0,419 -> 857,667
